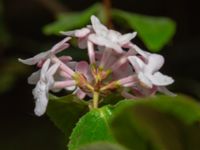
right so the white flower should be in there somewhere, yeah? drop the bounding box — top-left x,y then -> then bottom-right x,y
18,37 -> 71,65
33,59 -> 60,116
128,54 -> 174,88
88,15 -> 137,53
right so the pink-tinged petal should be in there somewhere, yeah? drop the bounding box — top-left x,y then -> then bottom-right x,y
51,56 -> 74,77
37,60 -> 45,68
75,61 -> 93,82
78,38 -> 87,49
118,75 -> 137,87
91,15 -> 108,36
53,80 -> 76,89
111,49 -> 136,72
99,48 -> 112,68
73,88 -> 86,99
50,37 -> 71,53
66,61 -> 77,69
148,72 -> 174,86
75,28 -> 90,37
75,61 -> 89,74
19,38 -> 70,66
59,70 -> 71,78
28,70 -> 41,85
61,28 -> 90,38
99,49 -> 119,69
87,40 -> 96,64
58,56 -> 72,63
18,51 -> 50,65
138,72 -> 153,88
111,55 -> 127,71
118,32 -> 137,46
145,54 -> 164,74
158,86 -> 176,96
128,56 -> 145,73
112,62 -> 133,79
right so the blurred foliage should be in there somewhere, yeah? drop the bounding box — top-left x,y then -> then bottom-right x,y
111,95 -> 200,150
47,95 -> 200,150
112,9 -> 176,52
43,3 -> 102,35
78,142 -> 128,150
43,3 -> 176,52
0,59 -> 29,94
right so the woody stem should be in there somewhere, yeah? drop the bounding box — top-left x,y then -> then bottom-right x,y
103,0 -> 112,28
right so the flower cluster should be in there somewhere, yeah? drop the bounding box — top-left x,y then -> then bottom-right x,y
19,15 -> 174,116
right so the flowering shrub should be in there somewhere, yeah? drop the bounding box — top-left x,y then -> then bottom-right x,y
19,16 -> 174,116
18,15 -> 200,150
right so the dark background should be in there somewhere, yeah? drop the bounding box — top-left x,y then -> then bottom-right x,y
1,0 -> 200,149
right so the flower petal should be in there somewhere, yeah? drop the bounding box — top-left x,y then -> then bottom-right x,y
130,44 -> 150,59
28,70 -> 41,85
18,51 -> 50,65
33,81 -> 48,116
75,28 -> 90,37
75,61 -> 89,75
75,61 -> 93,82
118,32 -> 137,46
118,75 -> 137,87
40,59 -> 51,79
89,34 -> 123,53
128,56 -> 145,73
46,62 -> 60,77
50,37 -> 71,53
91,15 -> 108,36
138,72 -> 153,88
78,38 -> 87,49
148,72 -> 174,86
145,54 -> 164,74
87,40 -> 96,64
61,28 -> 90,38
53,80 -> 76,89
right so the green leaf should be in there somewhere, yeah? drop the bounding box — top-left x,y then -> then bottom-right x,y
43,3 -> 102,35
78,142 -> 128,150
68,106 -> 116,150
112,9 -> 176,52
47,94 -> 88,138
111,95 -> 200,150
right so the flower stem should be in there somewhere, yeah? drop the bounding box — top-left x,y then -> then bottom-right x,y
103,0 -> 112,28
93,91 -> 99,108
